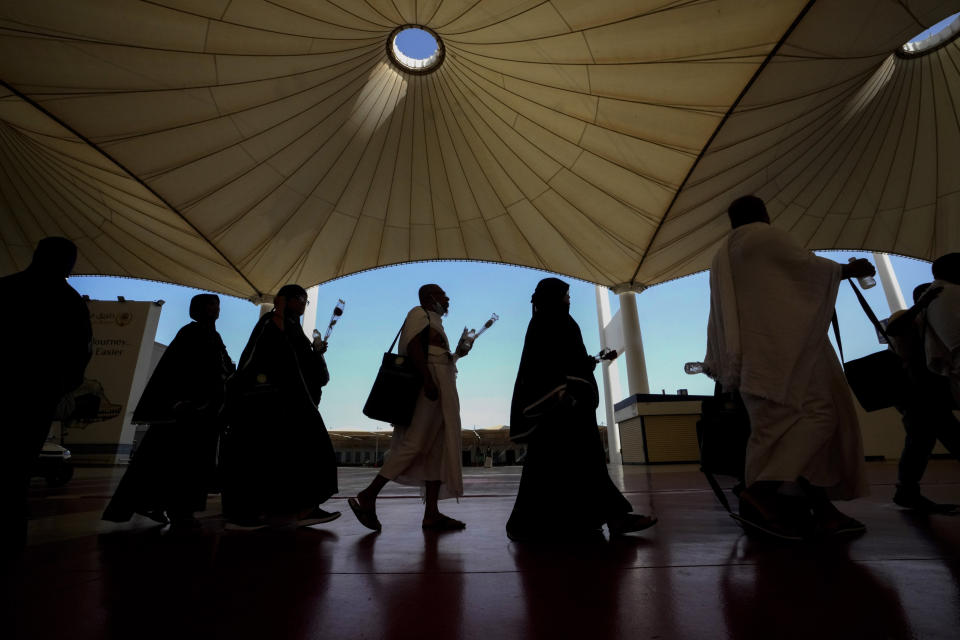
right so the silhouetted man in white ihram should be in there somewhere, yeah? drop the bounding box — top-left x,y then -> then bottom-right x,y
349,284 -> 471,532
704,196 -> 876,541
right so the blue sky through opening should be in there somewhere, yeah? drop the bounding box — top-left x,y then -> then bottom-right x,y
908,12 -> 959,43
394,27 -> 437,59
70,253 -> 935,432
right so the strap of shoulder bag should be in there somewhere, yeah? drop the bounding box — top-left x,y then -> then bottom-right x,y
387,308 -> 433,354
832,279 -> 890,365
847,279 -> 890,341
831,312 -> 844,363
387,325 -> 404,353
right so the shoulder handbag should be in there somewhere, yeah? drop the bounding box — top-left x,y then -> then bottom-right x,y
832,280 -> 909,412
696,382 -> 750,512
362,313 -> 430,426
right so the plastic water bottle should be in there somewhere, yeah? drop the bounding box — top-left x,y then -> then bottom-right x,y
458,327 -> 477,352
311,329 -> 326,350
848,258 -> 876,289
684,362 -> 704,375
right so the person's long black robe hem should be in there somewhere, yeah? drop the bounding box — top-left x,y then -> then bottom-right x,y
220,312 -> 337,521
507,311 -> 631,540
103,321 -> 232,523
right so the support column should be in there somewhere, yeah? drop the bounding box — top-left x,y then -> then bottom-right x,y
259,301 -> 273,318
595,285 -> 623,464
617,290 -> 650,396
873,252 -> 907,314
302,285 -> 320,339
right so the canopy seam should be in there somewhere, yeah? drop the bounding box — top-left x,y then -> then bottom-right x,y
0,80 -> 262,297
628,0 -> 818,286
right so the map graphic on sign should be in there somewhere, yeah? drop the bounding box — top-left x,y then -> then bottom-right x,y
59,378 -> 123,428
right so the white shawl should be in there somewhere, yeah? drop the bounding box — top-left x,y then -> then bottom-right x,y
398,306 -> 449,356
704,233 -> 741,391
704,223 -> 842,408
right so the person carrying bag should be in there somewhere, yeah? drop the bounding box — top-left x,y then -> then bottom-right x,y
350,284 -> 471,532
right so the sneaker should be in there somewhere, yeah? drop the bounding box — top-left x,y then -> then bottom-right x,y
136,510 -> 169,525
893,487 -> 958,513
505,526 -> 529,543
225,517 -> 269,532
608,513 -> 658,536
297,508 -> 341,527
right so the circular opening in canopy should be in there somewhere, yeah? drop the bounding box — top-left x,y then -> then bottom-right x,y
899,12 -> 960,56
388,26 -> 444,73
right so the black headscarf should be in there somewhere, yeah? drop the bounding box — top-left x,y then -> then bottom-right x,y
189,294 -> 219,322
29,236 -> 78,278
531,277 -> 570,316
932,252 -> 960,284
510,278 -> 597,442
276,283 -> 308,300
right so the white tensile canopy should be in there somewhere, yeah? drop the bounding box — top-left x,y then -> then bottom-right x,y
1,0 -> 958,299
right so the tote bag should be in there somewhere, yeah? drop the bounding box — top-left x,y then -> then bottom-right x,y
362,314 -> 429,426
833,280 -> 909,412
696,382 -> 750,512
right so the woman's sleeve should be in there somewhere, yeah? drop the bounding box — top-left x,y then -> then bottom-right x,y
510,326 -> 568,429
132,326 -> 189,422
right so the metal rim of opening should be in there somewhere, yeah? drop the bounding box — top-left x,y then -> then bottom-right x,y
386,25 -> 445,74
898,12 -> 960,58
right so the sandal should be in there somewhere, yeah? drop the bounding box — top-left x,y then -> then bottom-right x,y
348,497 -> 382,532
735,488 -> 808,541
730,512 -> 804,541
815,514 -> 866,538
422,515 -> 466,531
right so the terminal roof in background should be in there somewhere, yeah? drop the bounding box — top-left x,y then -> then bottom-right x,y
1,1 -> 958,299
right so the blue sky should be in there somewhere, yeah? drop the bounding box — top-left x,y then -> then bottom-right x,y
394,28 -> 438,58
70,252 -> 935,431
908,12 -> 959,43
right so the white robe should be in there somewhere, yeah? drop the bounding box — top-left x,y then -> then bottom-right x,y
380,306 -> 463,500
924,280 -> 960,405
704,222 -> 867,499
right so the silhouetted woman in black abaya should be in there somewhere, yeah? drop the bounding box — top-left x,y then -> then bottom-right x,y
103,294 -> 234,530
507,278 -> 657,541
220,284 -> 339,530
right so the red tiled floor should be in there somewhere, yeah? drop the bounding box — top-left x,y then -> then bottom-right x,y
4,462 -> 959,639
